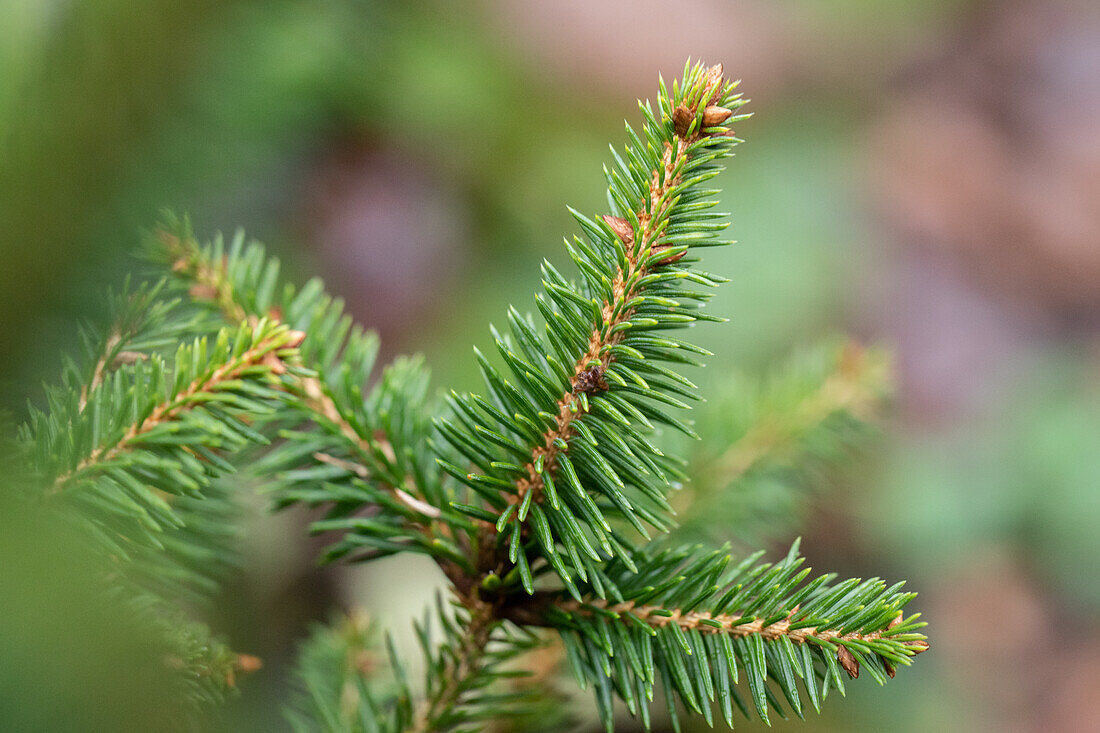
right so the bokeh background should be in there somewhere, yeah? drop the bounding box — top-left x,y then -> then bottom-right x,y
2,0 -> 1099,731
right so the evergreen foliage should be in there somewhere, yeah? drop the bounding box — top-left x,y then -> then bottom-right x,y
677,341 -> 892,545
8,61 -> 927,731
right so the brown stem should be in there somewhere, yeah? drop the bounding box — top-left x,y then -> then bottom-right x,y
78,331 -> 121,412
560,598 -> 881,644
503,593 -> 928,660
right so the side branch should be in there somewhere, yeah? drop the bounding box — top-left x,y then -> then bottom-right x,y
563,598 -> 927,651
409,600 -> 499,733
503,592 -> 927,682
705,342 -> 888,486
511,63 -> 730,510
51,325 -> 300,494
162,232 -> 436,522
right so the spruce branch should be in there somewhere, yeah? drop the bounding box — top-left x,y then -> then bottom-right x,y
49,320 -> 302,494
21,318 -> 304,571
15,313 -> 291,715
11,60 -> 931,733
507,94 -> 717,513
154,223 -> 471,569
701,342 -> 888,485
506,541 -> 927,730
159,226 -> 384,465
439,60 -> 750,596
409,599 -> 499,733
676,340 -> 892,543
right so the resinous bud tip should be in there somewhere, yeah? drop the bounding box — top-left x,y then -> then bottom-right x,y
672,105 -> 693,138
702,105 -> 733,127
600,215 -> 634,243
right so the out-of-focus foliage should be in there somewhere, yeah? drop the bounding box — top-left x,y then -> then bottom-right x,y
678,341 -> 890,546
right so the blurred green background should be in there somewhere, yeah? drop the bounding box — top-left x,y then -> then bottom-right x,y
2,0 -> 1099,731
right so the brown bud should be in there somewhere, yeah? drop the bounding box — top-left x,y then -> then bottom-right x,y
652,245 -> 686,266
886,613 -> 903,631
188,283 -> 218,300
672,105 -> 694,138
882,657 -> 897,679
704,63 -> 724,88
285,329 -> 308,348
837,645 -> 860,678
704,63 -> 725,104
601,215 -> 633,244
702,105 -> 733,127
908,640 -> 930,655
235,653 -> 263,674
573,364 -> 609,395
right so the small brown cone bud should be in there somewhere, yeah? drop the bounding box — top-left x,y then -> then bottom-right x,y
652,245 -> 686,266
908,640 -> 930,655
705,63 -> 724,87
285,329 -> 308,348
236,653 -> 263,674
672,105 -> 694,138
837,645 -> 860,678
188,283 -> 218,300
573,364 -> 609,395
600,215 -> 633,244
704,63 -> 725,104
887,614 -> 903,631
702,106 -> 733,127
882,657 -> 897,679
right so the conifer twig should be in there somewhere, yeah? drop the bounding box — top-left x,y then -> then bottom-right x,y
509,64 -> 730,513
702,342 -> 888,487
562,597 -> 925,651
162,232 -> 443,523
409,601 -> 499,733
50,324 -> 301,494
164,231 -> 373,455
79,330 -> 121,412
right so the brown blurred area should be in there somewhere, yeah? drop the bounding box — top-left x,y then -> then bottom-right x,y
2,0 -> 1099,730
